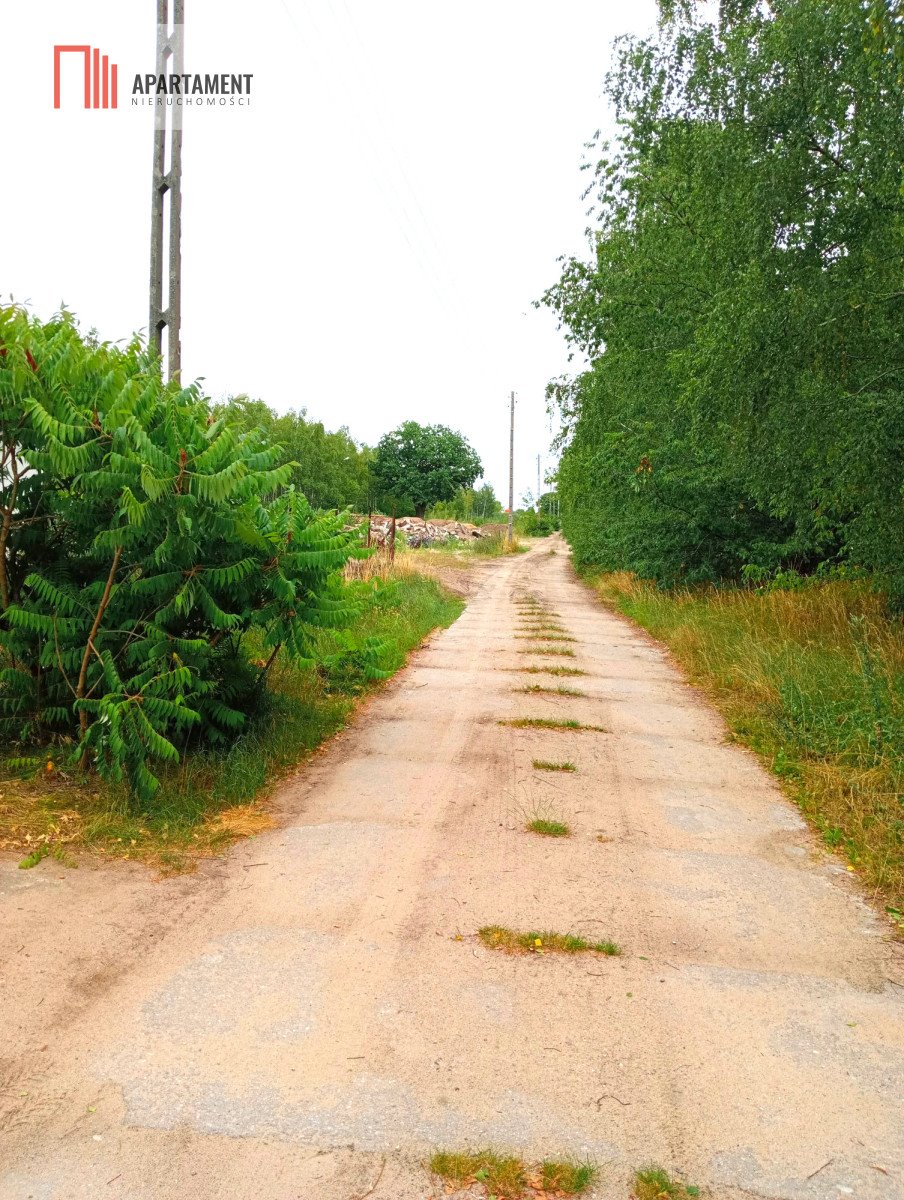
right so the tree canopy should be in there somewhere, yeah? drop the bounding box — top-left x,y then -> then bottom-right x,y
543,0 -> 904,594
372,422 -> 483,518
218,396 -> 374,512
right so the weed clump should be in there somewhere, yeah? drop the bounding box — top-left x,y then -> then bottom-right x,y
513,666 -> 587,677
429,1149 -> 596,1197
633,1166 -> 700,1199
517,685 -> 586,697
531,760 -> 576,772
478,925 -> 620,956
527,818 -> 571,836
501,718 -> 606,732
429,1150 -> 525,1198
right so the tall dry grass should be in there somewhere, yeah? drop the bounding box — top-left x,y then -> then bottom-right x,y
591,573 -> 904,912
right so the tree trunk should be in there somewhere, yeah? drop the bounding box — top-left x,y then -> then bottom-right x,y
414,503 -> 427,518
77,546 -> 122,767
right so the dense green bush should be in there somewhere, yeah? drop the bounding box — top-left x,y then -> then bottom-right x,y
0,308 -> 368,804
543,0 -> 904,592
514,509 -> 557,537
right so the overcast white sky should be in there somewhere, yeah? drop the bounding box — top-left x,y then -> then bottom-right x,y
3,1 -> 657,504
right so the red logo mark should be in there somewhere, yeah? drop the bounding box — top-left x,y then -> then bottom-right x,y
54,45 -> 118,109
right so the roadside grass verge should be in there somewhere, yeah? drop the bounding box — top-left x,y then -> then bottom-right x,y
532,760 -> 576,772
429,1150 -> 596,1198
589,571 -> 904,912
2,572 -> 464,872
633,1166 -> 700,1199
478,925 -> 621,956
527,818 -> 570,836
501,718 -> 606,732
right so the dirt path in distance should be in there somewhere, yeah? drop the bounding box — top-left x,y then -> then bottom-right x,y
2,536 -> 903,1199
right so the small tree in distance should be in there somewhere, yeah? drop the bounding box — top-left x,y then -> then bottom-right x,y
372,421 -> 482,518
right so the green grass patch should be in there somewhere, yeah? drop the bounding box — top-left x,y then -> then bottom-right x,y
516,685 -> 585,697
478,925 -> 621,956
429,1149 -> 526,1198
633,1166 -> 701,1199
462,534 -> 527,556
1,574 -> 464,871
590,571 -> 904,910
518,646 -> 576,657
527,818 -> 571,836
540,1161 -> 597,1194
532,760 -> 577,772
429,1149 -> 596,1198
512,665 -> 587,677
514,633 -> 576,642
501,718 -> 606,732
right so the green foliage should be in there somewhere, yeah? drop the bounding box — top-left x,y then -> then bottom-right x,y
372,421 -> 482,517
0,307 -> 367,806
514,508 -> 557,537
218,396 -> 374,511
543,0 -> 904,592
427,482 -> 503,524
633,1166 -> 700,1200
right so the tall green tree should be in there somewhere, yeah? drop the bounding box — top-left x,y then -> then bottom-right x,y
372,422 -> 482,517
544,0 -> 904,591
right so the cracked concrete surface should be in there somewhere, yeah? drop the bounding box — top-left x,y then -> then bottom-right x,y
1,537 -> 903,1199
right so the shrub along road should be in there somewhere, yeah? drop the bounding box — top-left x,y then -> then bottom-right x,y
1,537 -> 902,1199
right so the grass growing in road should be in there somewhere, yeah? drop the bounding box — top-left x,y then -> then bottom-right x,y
541,1161 -> 597,1194
513,665 -> 587,677
591,571 -> 904,911
430,1150 -> 525,1199
429,1150 -> 596,1198
518,646 -> 576,657
532,760 -> 577,772
515,633 -> 576,642
479,926 -> 621,955
501,718 -> 606,732
527,818 -> 571,836
2,573 -> 464,871
517,622 -> 568,634
633,1166 -> 700,1199
516,684 -> 586,697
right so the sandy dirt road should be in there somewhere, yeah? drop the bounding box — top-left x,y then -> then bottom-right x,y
2,537 -> 903,1200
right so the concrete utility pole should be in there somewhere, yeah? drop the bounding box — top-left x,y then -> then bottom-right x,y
507,391 -> 515,546
149,0 -> 184,382
537,453 -> 541,512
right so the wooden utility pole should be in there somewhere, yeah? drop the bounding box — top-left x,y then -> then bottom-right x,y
149,0 -> 184,382
507,391 -> 515,546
